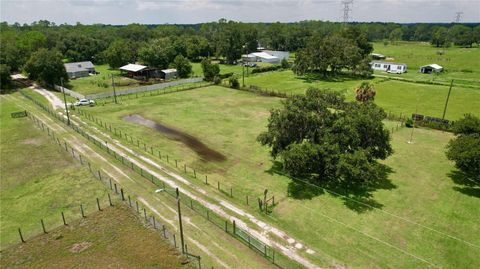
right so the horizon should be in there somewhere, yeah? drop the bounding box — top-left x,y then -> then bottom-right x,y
1,0 -> 479,25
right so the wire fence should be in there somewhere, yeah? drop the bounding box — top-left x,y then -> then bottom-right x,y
19,90 -> 305,269
74,107 -> 278,214
24,111 -> 204,269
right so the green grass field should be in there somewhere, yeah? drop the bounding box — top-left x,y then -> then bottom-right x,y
66,64 -> 139,96
1,205 -> 190,269
0,95 -> 109,249
81,86 -> 480,268
372,41 -> 480,83
242,70 -> 480,120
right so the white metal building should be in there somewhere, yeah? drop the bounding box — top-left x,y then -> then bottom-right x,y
242,52 -> 281,64
161,69 -> 178,79
420,64 -> 443,74
371,61 -> 407,74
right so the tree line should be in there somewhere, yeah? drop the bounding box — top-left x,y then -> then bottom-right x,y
1,19 -> 479,90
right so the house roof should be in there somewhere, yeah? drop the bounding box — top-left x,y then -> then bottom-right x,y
161,68 -> 177,74
421,64 -> 443,70
371,61 -> 407,66
119,63 -> 147,72
64,61 -> 95,73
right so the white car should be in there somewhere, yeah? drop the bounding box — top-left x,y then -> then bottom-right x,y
75,99 -> 95,106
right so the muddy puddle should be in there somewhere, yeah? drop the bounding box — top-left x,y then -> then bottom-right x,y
123,114 -> 226,162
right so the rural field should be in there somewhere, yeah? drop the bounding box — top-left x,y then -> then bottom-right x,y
79,85 -> 480,268
0,205 -> 191,269
0,95 -> 109,249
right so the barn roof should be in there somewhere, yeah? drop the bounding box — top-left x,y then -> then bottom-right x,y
421,64 -> 443,70
64,61 -> 95,73
250,52 -> 279,60
120,63 -> 147,72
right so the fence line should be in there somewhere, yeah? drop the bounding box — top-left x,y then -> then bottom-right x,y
20,90 -> 302,269
53,84 -> 85,100
75,107 -> 277,214
24,111 -> 203,269
85,77 -> 204,100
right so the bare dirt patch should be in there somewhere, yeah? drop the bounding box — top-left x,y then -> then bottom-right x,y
69,242 -> 92,253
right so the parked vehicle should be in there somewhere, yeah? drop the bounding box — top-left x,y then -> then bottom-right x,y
74,99 -> 95,106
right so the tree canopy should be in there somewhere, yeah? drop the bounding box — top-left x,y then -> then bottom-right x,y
446,114 -> 480,180
24,48 -> 68,86
258,88 -> 393,188
173,55 -> 192,78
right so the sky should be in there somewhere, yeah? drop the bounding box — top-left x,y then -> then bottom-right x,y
1,0 -> 479,25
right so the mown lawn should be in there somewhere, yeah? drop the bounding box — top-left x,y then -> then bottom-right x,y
0,94 -> 109,249
372,41 -> 480,85
242,70 -> 480,120
81,86 -> 480,268
66,64 -> 139,96
1,205 -> 190,269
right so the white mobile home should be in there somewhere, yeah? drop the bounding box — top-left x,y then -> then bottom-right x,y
371,61 -> 407,74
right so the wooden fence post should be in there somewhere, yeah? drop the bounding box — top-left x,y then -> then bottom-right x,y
80,204 -> 85,218
61,212 -> 67,225
18,228 -> 25,243
41,219 -> 47,234
108,193 -> 113,206
97,198 -> 101,211
120,188 -> 125,201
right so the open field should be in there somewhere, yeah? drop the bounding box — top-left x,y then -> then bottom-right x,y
0,205 -> 190,269
80,86 -> 480,268
0,95 -> 109,249
372,41 -> 480,84
66,64 -> 139,96
243,70 -> 480,120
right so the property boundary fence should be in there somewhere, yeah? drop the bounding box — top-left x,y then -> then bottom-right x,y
85,77 -> 204,100
19,90 -> 304,269
53,84 -> 85,100
23,111 -> 203,269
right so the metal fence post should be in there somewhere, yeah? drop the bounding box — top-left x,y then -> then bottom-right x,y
61,212 -> 67,225
41,219 -> 47,234
18,228 -> 25,243
80,204 -> 85,218
97,198 -> 101,211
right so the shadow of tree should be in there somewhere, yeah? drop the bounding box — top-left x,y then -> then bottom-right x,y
448,170 -> 480,199
296,73 -> 374,84
267,161 -> 396,213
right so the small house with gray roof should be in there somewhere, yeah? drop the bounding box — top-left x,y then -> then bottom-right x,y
64,61 -> 96,79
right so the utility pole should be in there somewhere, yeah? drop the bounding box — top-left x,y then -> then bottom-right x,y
341,0 -> 354,26
442,80 -> 454,120
111,74 -> 118,104
60,77 -> 70,126
176,188 -> 185,254
454,12 -> 463,23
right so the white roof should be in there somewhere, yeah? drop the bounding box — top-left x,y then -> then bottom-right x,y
119,64 -> 147,72
421,64 -> 443,70
250,52 -> 279,60
161,68 -> 177,74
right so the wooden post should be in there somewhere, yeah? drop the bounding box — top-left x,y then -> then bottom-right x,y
80,204 -> 85,218
97,198 -> 101,211
193,169 -> 196,178
128,195 -> 132,207
184,164 -> 186,173
218,181 -> 220,190
173,234 -> 177,248
143,208 -> 147,220
109,178 -> 112,190
41,219 -> 47,234
207,210 -> 209,221
176,190 -> 185,254
205,175 -> 208,185
108,193 -> 113,206
246,195 -> 249,205
18,228 -> 25,243
233,220 -> 236,234
230,187 -> 233,197
61,212 -> 67,225
120,188 -> 125,201
225,220 -> 228,232
79,155 -> 83,165
98,170 -> 102,180
136,201 -> 139,212
162,225 -> 167,238
114,183 -> 118,194
153,216 -> 156,229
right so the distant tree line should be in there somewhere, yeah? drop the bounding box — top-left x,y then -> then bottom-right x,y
1,20 -> 479,88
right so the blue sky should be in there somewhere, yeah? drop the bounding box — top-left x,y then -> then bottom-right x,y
1,0 -> 479,24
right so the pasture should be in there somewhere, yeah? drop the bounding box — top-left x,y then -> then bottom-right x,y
0,95 -> 109,249
80,86 -> 480,268
242,71 -> 480,120
0,205 -> 190,269
372,41 -> 480,85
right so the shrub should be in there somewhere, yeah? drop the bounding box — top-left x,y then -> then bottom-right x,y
229,76 -> 240,89
251,65 -> 282,74
213,76 -> 222,85
281,59 -> 290,69
405,118 -> 414,128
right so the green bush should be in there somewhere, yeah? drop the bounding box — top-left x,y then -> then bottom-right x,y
405,118 -> 414,128
229,76 -> 240,89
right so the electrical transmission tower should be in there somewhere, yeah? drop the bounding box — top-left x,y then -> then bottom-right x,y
342,0 -> 354,25
454,12 -> 463,23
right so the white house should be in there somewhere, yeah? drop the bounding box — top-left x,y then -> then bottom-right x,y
64,61 -> 95,79
420,64 -> 443,74
371,61 -> 407,74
